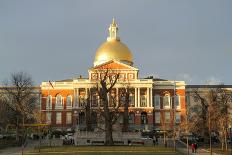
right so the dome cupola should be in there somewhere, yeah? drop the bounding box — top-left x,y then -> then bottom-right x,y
94,19 -> 133,67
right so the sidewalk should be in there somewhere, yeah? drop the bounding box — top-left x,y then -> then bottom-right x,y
176,140 -> 219,155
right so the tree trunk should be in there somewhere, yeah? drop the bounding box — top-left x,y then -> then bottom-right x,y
122,91 -> 129,132
102,88 -> 114,145
225,129 -> 228,150
105,119 -> 114,145
85,96 -> 92,131
16,117 -> 19,142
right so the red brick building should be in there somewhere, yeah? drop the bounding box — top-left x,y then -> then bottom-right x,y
40,19 -> 186,132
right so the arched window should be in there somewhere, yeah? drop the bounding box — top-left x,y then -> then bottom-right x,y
175,95 -> 180,109
56,94 -> 63,109
66,95 -> 72,109
163,95 -> 170,109
46,95 -> 52,109
141,112 -> 148,124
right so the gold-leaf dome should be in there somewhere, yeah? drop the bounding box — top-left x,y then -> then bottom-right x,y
94,19 -> 133,67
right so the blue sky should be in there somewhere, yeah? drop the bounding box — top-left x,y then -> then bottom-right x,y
0,0 -> 231,85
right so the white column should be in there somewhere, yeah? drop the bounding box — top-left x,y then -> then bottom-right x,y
116,87 -> 119,106
146,88 -> 149,108
150,88 -> 153,107
138,88 -> 140,108
76,88 -> 79,108
135,88 -> 137,107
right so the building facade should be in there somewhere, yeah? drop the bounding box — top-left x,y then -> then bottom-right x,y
40,20 -> 186,132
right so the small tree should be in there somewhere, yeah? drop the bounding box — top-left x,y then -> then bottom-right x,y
1,72 -> 37,143
189,85 -> 232,151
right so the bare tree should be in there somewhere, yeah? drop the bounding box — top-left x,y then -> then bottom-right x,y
94,69 -> 120,145
189,86 -> 232,151
1,72 -> 37,143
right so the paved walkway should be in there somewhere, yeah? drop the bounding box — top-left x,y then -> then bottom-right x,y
176,140 -> 219,155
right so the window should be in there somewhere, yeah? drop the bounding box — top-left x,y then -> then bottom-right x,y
155,112 -> 160,123
129,94 -> 135,107
141,112 -> 147,124
163,95 -> 171,109
185,94 -> 190,106
118,113 -> 123,124
165,112 -> 170,123
46,112 -> 51,124
56,112 -> 62,124
66,112 -> 72,124
175,95 -> 180,109
91,92 -> 98,107
176,112 -> 181,123
91,112 -> 97,127
46,95 -> 52,109
66,95 -> 72,109
79,89 -> 86,107
154,95 -> 160,109
109,89 -> 116,107
140,95 -> 147,107
79,112 -> 85,125
129,112 -> 135,124
56,95 -> 63,109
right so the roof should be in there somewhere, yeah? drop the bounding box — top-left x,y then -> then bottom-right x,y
186,85 -> 232,88
55,79 -> 73,82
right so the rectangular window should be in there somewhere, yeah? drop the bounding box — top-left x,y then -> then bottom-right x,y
91,93 -> 98,107
165,112 -> 170,123
140,95 -> 147,107
175,112 -> 181,123
56,112 -> 62,124
175,95 -> 180,109
46,112 -> 51,124
79,89 -> 86,107
129,95 -> 135,107
66,112 -> 72,124
155,112 -> 160,123
185,95 -> 190,106
154,95 -> 160,109
129,113 -> 135,124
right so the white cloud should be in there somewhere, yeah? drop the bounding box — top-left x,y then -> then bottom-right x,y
176,73 -> 194,84
205,76 -> 222,85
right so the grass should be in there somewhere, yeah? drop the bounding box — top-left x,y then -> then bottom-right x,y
25,146 -> 185,155
212,149 -> 232,155
0,139 -> 20,149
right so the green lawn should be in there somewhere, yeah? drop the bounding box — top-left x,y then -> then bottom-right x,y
212,149 -> 232,155
26,146 -> 184,155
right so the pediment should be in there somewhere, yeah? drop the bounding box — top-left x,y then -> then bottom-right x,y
92,60 -> 138,71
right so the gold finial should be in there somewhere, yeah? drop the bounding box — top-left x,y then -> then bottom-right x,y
107,18 -> 120,41
112,18 -> 116,26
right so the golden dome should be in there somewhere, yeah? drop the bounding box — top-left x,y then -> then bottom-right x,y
94,19 -> 133,67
